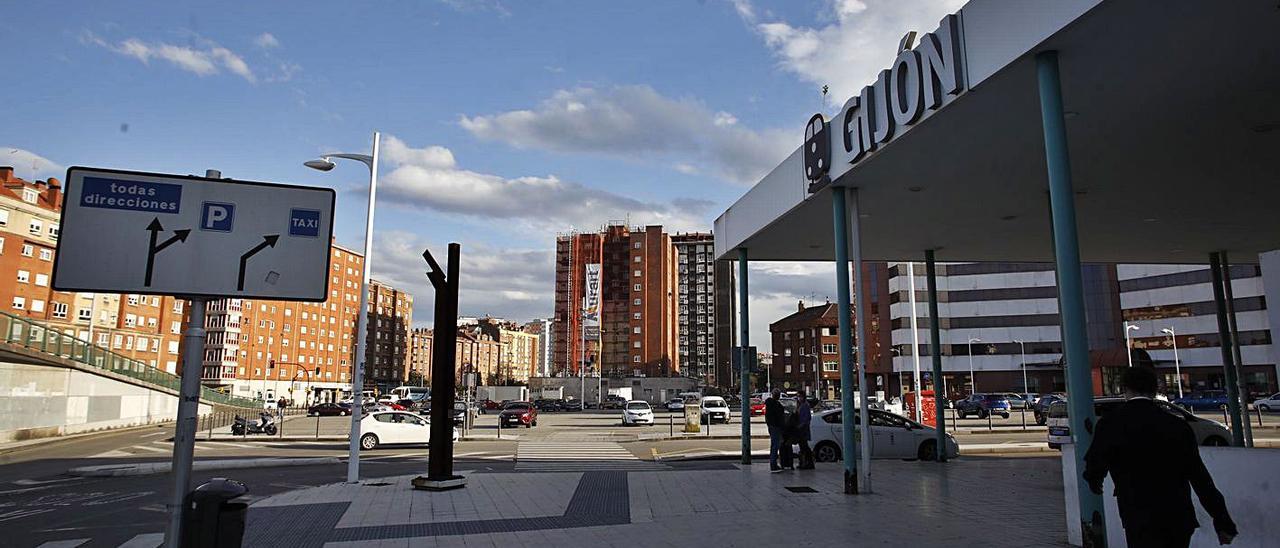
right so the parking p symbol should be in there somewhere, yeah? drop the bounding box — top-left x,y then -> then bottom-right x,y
201,202 -> 235,232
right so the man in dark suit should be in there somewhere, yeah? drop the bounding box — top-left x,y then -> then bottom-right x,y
1083,366 -> 1237,547
765,389 -> 787,473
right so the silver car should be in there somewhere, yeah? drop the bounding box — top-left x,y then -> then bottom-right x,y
809,408 -> 960,461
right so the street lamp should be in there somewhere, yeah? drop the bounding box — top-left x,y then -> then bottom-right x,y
1124,322 -> 1140,368
967,337 -> 981,395
1161,328 -> 1184,398
305,131 -> 381,485
1013,339 -> 1029,398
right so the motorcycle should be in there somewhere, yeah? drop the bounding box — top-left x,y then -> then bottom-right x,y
231,412 -> 278,435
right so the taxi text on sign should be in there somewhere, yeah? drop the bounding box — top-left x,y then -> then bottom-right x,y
53,167 -> 336,301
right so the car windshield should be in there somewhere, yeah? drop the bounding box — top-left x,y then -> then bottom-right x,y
453,402 -> 466,410
983,395 -> 1005,401
626,402 -> 649,410
1047,401 -> 1069,418
503,403 -> 530,411
704,398 -> 726,408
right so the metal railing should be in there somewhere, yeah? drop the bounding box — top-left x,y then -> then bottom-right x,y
0,311 -> 260,409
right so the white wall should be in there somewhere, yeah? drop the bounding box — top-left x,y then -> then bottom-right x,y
0,361 -> 210,442
1062,444 -> 1280,547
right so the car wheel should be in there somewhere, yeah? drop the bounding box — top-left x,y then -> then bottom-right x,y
814,441 -> 841,463
979,410 -> 989,419
532,420 -> 538,427
308,411 -> 316,417
957,410 -> 967,420
1001,413 -> 1010,419
918,440 -> 938,461
360,433 -> 379,450
1261,404 -> 1271,413
342,411 -> 349,416
1203,436 -> 1229,447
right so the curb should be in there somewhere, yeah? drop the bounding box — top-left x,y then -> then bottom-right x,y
69,457 -> 341,477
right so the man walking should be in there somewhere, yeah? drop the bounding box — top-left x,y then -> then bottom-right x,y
795,390 -> 814,469
1084,366 -> 1237,547
765,389 -> 786,473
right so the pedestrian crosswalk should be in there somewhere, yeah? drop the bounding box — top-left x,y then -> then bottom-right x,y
34,532 -> 163,548
515,442 -> 667,472
90,440 -> 264,458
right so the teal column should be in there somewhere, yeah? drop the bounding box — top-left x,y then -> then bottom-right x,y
832,188 -> 858,494
737,248 -> 751,464
1209,252 -> 1246,446
1037,50 -> 1106,545
925,250 -> 947,462
1218,252 -> 1254,446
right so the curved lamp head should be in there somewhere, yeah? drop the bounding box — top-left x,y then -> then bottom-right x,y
1161,328 -> 1175,335
304,157 -> 336,172
1126,324 -> 1141,332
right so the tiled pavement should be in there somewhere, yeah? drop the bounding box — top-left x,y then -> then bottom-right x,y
244,457 -> 1068,547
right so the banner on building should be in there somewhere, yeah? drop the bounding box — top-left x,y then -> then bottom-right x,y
582,263 -> 601,338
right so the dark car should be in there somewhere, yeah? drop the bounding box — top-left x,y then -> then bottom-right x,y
955,393 -> 1012,419
451,401 -> 470,425
560,399 -> 584,411
601,395 -> 627,410
396,398 -> 419,411
499,401 -> 538,428
1032,394 -> 1066,425
534,399 -> 562,412
1172,391 -> 1230,411
307,402 -> 351,417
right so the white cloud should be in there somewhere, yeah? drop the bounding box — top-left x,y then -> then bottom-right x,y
377,135 -> 714,233
459,85 -> 792,185
371,230 -> 553,326
254,32 -> 280,48
736,0 -> 966,101
2,148 -> 64,181
746,261 -> 838,352
82,31 -> 257,83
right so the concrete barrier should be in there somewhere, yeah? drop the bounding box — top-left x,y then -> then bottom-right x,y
0,361 -> 211,442
1062,443 -> 1280,547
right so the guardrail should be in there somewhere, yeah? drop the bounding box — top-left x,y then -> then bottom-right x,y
0,311 -> 261,409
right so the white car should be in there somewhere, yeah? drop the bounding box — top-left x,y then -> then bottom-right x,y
1046,397 -> 1231,448
700,396 -> 731,424
1252,392 -> 1280,412
357,411 -> 459,450
665,398 -> 685,411
810,408 -> 959,461
623,401 -> 655,426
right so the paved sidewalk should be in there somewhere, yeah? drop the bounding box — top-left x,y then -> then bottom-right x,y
243,457 -> 1067,546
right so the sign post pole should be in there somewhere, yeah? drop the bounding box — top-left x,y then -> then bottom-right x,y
162,168 -> 222,548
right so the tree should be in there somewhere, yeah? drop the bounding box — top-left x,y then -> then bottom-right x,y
407,371 -> 426,387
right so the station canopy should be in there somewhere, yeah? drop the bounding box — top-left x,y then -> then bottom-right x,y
714,0 -> 1280,265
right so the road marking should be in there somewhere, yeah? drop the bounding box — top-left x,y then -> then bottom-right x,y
13,477 -> 80,486
139,504 -> 166,513
83,492 -> 153,505
516,442 -> 667,471
0,508 -> 55,522
130,445 -> 169,454
88,450 -> 133,458
140,431 -> 166,438
117,533 -> 165,548
34,539 -> 89,548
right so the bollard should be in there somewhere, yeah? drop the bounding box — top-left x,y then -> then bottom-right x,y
1020,407 -> 1027,431
988,411 -> 993,431
497,416 -> 502,439
1222,406 -> 1230,431
669,412 -> 674,437
1258,406 -> 1265,427
315,413 -> 320,440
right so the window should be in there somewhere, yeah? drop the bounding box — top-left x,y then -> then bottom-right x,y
169,341 -> 180,354
632,326 -> 641,334
633,284 -> 641,291
633,312 -> 641,320
124,314 -> 136,327
171,321 -> 181,334
633,341 -> 641,348
783,332 -> 790,341
16,270 -> 29,283
824,361 -> 838,372
23,189 -> 38,203
21,244 -> 33,257
29,219 -> 41,234
633,242 -> 641,249
633,355 -> 641,363
633,298 -> 641,306
785,364 -> 792,373
13,297 -> 26,309
34,273 -> 48,287
51,302 -> 67,319
78,308 -> 91,321
136,337 -> 148,352
633,269 -> 641,277
0,209 -> 8,225
633,256 -> 641,263
49,226 -> 58,239
783,348 -> 792,357
31,300 -> 44,312
127,295 -> 139,305
822,343 -> 837,354
38,249 -> 52,261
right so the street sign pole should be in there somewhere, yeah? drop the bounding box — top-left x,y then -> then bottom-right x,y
162,168 -> 220,548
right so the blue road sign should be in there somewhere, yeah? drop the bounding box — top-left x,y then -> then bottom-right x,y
201,202 -> 235,232
289,208 -> 320,238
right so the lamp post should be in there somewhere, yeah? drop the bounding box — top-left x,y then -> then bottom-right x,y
967,337 -> 981,395
1162,328 -> 1184,398
1013,339 -> 1028,398
305,130 -> 381,484
1125,322 -> 1140,368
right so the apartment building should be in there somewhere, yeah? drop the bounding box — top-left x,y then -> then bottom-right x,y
553,231 -> 602,376
456,326 -> 500,385
525,319 -> 553,378
409,327 -> 433,385
673,233 -> 716,381
478,318 -> 539,384
366,279 -> 414,392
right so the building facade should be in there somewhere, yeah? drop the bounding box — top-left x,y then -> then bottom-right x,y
673,233 -> 716,382
456,326 -> 501,385
525,319 -> 553,378
365,279 -> 414,392
554,224 -> 680,378
478,318 -> 539,384
409,327 -> 433,385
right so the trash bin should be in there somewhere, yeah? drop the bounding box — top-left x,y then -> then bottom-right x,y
183,477 -> 249,548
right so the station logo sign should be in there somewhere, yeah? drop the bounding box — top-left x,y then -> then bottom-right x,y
803,113 -> 832,194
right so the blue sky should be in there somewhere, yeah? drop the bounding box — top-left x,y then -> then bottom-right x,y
2,0 -> 960,347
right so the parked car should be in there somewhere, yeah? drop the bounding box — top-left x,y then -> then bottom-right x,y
1032,394 -> 1066,425
499,401 -> 538,428
665,398 -> 686,412
954,393 -> 1011,419
534,399 -> 562,412
561,399 -> 584,411
622,400 -> 655,426
1171,391 -> 1230,411
749,398 -> 765,416
482,399 -> 503,411
357,411 -> 458,450
307,402 -> 351,417
699,396 -> 731,424
1004,393 -> 1034,410
810,408 -> 960,461
1252,392 -> 1280,412
451,401 -> 471,425
601,395 -> 627,410
1046,397 -> 1231,449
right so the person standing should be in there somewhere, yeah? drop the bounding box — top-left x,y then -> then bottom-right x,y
1083,366 -> 1237,547
795,391 -> 814,469
765,389 -> 786,473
